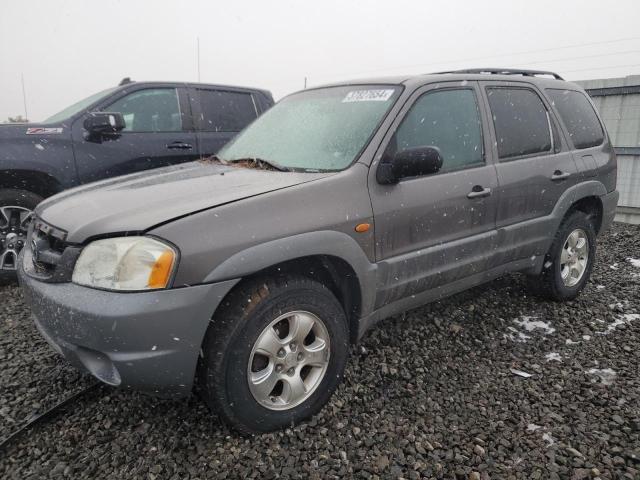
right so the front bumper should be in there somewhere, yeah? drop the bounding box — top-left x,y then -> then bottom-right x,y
18,249 -> 238,397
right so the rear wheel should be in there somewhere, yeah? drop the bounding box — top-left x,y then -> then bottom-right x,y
198,275 -> 349,434
0,189 -> 42,279
527,210 -> 596,301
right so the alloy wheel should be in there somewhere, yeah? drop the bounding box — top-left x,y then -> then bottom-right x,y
0,206 -> 33,271
560,228 -> 589,287
247,310 -> 331,411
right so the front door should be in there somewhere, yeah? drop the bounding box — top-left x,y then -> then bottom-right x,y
369,82 -> 499,308
72,85 -> 199,184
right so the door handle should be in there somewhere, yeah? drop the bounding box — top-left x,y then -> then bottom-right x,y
551,170 -> 571,181
166,141 -> 193,150
467,186 -> 492,199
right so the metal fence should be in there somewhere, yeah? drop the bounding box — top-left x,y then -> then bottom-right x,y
577,75 -> 640,224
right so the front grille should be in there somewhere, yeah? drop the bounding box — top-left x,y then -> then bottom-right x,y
25,218 -> 80,283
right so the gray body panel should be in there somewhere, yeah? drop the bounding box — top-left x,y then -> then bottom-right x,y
20,71 -> 619,396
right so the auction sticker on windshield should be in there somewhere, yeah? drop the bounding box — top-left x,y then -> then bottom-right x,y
342,89 -> 395,103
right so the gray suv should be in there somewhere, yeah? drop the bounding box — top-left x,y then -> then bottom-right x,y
18,68 -> 619,434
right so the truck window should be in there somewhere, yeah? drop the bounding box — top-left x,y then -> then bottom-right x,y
546,89 -> 604,149
393,88 -> 484,172
486,87 -> 552,159
106,88 -> 182,132
197,90 -> 257,132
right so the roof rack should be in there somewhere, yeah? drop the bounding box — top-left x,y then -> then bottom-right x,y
433,68 -> 564,81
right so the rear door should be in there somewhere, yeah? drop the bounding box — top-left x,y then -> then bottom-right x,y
189,87 -> 260,158
72,85 -> 198,184
369,82 -> 499,307
479,81 -> 579,264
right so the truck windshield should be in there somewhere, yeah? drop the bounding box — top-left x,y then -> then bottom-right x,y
218,85 -> 401,172
43,87 -> 118,124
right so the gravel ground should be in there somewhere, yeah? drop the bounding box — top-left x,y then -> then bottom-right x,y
1,222 -> 639,479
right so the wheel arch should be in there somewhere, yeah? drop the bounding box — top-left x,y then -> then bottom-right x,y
551,180 -> 607,232
0,169 -> 62,199
202,231 -> 378,344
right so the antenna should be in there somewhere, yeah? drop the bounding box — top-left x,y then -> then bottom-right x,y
197,37 -> 201,82
304,77 -> 307,89
21,73 -> 29,121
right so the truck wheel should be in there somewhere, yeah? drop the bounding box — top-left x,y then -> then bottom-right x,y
0,189 -> 42,278
528,210 -> 596,301
199,275 -> 349,434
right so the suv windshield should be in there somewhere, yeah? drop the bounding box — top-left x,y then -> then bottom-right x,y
217,85 -> 401,172
43,87 -> 118,124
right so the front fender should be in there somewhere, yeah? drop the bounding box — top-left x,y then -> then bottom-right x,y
203,230 -> 378,318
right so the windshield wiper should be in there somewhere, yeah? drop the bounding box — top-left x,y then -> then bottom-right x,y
227,157 -> 290,172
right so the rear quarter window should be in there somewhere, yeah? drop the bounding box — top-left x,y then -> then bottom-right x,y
197,90 -> 258,132
546,89 -> 604,149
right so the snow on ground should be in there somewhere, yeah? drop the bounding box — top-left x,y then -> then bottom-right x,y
598,313 -> 640,335
544,352 -> 562,362
586,368 -> 617,386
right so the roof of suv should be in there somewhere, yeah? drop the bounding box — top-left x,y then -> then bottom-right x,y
317,68 -> 580,91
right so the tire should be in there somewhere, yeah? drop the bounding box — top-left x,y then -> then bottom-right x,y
198,275 -> 349,434
0,188 -> 43,281
528,210 -> 596,301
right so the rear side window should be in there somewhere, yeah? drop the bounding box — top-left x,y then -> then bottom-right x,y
486,87 -> 551,159
547,89 -> 604,149
197,90 -> 257,132
394,88 -> 484,172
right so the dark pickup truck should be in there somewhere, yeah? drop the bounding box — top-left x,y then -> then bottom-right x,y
0,79 -> 274,273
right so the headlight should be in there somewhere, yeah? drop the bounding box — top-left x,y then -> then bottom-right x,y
72,236 -> 177,291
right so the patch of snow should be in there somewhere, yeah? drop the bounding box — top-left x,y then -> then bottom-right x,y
513,316 -> 555,334
542,432 -> 555,446
565,339 -> 580,345
504,326 -> 531,343
610,263 -> 619,270
598,313 -> 640,335
545,352 -> 562,362
586,368 -> 617,386
527,423 -> 542,432
627,257 -> 640,268
596,285 -> 605,290
582,335 -> 591,341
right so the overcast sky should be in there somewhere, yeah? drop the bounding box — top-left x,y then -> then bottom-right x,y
2,0 -> 640,122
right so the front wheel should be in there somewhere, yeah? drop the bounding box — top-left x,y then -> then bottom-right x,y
528,210 -> 596,301
0,189 -> 42,278
198,275 -> 349,434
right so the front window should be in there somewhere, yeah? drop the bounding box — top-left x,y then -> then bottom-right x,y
106,88 -> 182,132
43,87 -> 118,124
217,85 -> 401,172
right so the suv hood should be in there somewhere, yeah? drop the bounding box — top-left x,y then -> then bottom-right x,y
36,161 -> 333,243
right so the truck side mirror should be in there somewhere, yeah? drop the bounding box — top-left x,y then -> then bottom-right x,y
377,146 -> 443,184
84,112 -> 125,136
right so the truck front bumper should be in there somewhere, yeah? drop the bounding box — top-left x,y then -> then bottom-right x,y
18,249 -> 238,398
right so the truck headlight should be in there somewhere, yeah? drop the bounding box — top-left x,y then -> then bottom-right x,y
72,236 -> 177,291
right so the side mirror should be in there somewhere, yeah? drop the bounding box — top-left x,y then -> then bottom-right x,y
84,112 -> 125,136
377,146 -> 443,184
